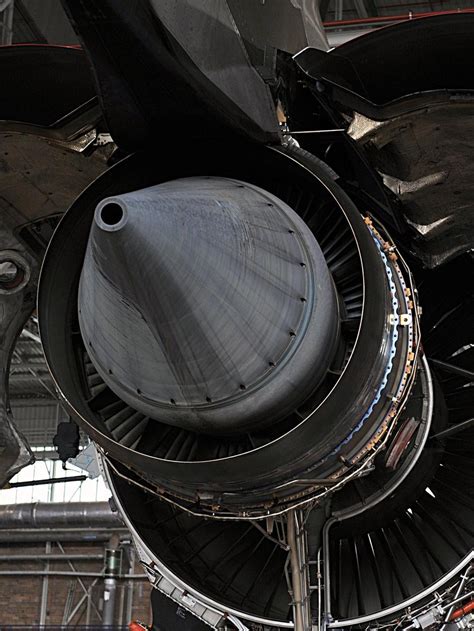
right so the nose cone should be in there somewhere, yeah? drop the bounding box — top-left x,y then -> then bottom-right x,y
78,177 -> 338,434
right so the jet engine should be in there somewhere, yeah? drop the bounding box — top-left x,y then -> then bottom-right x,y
37,133 -> 473,631
0,2 -> 472,630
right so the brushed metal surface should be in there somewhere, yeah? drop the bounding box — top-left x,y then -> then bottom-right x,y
79,177 -> 337,434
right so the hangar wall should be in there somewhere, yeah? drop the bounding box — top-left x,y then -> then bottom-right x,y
0,542 -> 151,627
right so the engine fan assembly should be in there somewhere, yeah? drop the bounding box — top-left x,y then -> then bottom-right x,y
35,139 -> 465,629
38,142 -> 424,518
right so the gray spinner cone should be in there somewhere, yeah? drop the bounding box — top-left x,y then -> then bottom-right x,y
78,177 -> 338,435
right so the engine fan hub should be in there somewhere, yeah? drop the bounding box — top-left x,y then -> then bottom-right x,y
78,177 -> 339,435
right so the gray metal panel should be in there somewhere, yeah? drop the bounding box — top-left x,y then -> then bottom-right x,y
226,0 -> 328,53
149,0 -> 280,140
18,0 -> 78,44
